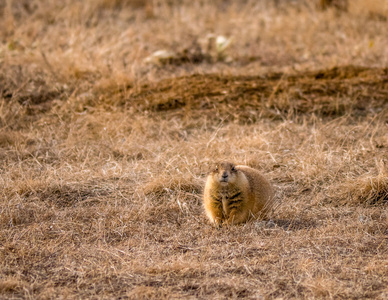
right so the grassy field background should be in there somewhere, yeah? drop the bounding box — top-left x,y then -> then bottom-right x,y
1,0 -> 388,298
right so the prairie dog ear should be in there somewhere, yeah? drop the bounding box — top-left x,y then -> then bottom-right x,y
208,163 -> 219,174
208,162 -> 220,172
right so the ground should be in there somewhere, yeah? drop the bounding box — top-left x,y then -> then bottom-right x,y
1,0 -> 388,299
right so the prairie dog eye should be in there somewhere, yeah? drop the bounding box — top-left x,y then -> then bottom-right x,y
231,166 -> 236,171
215,165 -> 218,171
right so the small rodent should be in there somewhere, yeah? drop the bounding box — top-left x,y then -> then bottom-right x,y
203,161 -> 274,227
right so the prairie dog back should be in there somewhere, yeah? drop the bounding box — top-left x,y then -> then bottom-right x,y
235,165 -> 274,215
203,162 -> 274,227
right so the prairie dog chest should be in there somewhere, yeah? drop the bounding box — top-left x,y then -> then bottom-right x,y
217,187 -> 244,202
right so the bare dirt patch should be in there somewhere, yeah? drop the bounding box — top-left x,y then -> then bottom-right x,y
125,65 -> 388,119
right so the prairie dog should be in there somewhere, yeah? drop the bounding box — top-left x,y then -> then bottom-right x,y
203,162 -> 274,227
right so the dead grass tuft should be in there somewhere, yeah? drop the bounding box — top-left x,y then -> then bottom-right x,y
0,130 -> 19,147
0,279 -> 23,293
319,0 -> 348,11
333,169 -> 388,206
143,174 -> 203,197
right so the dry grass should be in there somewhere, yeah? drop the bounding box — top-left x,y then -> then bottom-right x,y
1,0 -> 388,298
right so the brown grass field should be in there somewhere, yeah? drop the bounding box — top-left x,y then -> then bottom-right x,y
1,0 -> 388,298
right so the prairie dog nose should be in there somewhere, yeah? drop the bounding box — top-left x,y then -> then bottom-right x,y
222,172 -> 228,178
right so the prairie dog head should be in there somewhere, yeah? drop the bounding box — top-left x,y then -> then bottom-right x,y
208,162 -> 239,186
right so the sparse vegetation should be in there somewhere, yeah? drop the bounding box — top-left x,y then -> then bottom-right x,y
1,0 -> 387,298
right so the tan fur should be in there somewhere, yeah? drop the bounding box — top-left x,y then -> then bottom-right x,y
203,162 -> 274,227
